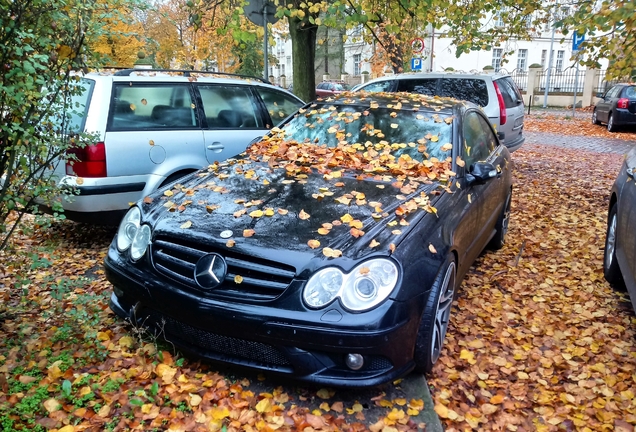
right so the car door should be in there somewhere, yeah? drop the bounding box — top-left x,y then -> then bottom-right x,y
106,82 -> 205,178
617,149 -> 636,294
458,110 -> 508,267
196,84 -> 268,164
597,85 -> 621,122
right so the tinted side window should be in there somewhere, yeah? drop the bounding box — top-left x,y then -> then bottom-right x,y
317,83 -> 326,89
606,86 -> 621,99
495,78 -> 522,108
463,111 -> 495,169
440,79 -> 488,106
256,87 -> 303,126
198,85 -> 261,129
359,80 -> 393,93
397,79 -> 438,95
109,84 -> 197,130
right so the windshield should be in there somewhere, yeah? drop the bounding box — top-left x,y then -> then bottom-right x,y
278,104 -> 453,162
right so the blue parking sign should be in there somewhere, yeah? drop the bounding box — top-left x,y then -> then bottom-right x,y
411,58 -> 422,71
572,32 -> 585,51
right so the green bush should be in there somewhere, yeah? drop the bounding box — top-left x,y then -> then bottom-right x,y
0,1 -> 133,251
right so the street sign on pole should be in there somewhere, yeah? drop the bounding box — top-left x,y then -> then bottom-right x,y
572,32 -> 585,52
411,58 -> 423,71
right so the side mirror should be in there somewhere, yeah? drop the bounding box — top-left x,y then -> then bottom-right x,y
467,161 -> 498,184
596,92 -> 604,98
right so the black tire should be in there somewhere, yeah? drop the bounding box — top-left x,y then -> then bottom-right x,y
604,204 -> 624,288
488,191 -> 511,250
413,257 -> 456,374
607,113 -> 618,132
592,109 -> 601,125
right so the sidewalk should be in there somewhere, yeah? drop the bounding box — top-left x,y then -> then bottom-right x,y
524,131 -> 636,154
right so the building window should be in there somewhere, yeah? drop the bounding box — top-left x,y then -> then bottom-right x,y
280,64 -> 285,76
286,56 -> 291,71
517,49 -> 527,71
494,13 -> 504,27
492,48 -> 503,72
541,50 -> 547,67
556,50 -> 564,71
353,54 -> 361,76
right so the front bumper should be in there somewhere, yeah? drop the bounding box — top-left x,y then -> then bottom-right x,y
105,248 -> 422,387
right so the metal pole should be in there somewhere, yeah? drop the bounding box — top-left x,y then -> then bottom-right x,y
572,54 -> 580,118
543,23 -> 556,108
263,5 -> 269,82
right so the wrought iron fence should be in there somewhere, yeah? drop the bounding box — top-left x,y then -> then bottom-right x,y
536,68 -> 584,93
506,68 -> 529,92
594,70 -> 620,96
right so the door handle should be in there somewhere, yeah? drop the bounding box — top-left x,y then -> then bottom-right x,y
207,142 -> 224,151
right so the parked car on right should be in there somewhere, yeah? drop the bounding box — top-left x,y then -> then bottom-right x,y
593,83 -> 636,132
354,72 -> 525,152
604,146 -> 636,313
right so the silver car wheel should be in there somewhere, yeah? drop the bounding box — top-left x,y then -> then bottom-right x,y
605,212 -> 617,270
430,262 -> 456,365
592,110 -> 597,124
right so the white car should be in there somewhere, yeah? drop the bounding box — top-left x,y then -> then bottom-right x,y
50,69 -> 304,224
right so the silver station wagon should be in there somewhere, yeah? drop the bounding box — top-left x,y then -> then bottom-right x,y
51,69 -> 304,224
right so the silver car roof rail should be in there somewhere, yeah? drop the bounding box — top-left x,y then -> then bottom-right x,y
112,68 -> 271,84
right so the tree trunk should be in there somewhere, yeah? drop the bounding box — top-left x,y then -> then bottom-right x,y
289,16 -> 317,102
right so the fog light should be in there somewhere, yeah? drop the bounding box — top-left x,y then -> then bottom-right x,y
345,353 -> 364,370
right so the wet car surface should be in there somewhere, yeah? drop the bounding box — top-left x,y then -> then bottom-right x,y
105,92 -> 513,386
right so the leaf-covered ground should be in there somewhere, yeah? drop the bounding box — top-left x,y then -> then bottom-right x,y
525,111 -> 636,141
429,144 -> 636,431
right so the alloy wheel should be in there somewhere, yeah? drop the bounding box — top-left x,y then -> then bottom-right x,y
430,262 -> 456,365
605,212 -> 617,270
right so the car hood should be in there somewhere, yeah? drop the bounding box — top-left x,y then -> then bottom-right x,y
141,160 -> 443,275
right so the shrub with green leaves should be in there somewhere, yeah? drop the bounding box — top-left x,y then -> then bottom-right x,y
0,0 -> 138,251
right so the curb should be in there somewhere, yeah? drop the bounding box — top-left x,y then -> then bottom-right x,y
394,373 -> 444,431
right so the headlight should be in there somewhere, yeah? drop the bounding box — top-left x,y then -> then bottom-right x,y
117,206 -> 141,251
130,224 -> 152,261
303,259 -> 399,311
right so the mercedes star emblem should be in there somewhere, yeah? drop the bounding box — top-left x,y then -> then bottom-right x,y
194,253 -> 227,290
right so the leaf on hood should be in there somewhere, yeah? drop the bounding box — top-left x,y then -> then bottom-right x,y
180,221 -> 192,229
307,239 -> 321,249
298,209 -> 310,220
243,229 -> 255,237
322,248 -> 342,258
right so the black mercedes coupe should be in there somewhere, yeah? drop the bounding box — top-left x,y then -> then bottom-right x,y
105,92 -> 512,387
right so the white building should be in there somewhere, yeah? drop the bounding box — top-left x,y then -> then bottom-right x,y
270,14 -> 609,88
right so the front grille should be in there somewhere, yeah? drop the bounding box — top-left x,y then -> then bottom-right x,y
151,235 -> 296,300
148,311 -> 291,367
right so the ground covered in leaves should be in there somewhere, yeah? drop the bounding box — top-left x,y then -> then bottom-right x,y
429,144 -> 636,430
1,116 -> 635,431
